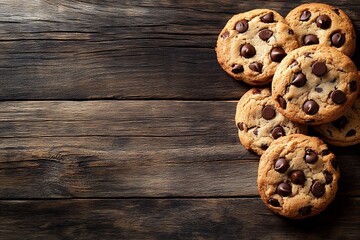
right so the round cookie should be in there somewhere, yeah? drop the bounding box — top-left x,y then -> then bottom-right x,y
286,3 -> 356,57
235,88 -> 307,155
216,9 -> 299,85
258,134 -> 339,219
272,45 -> 359,125
314,96 -> 360,146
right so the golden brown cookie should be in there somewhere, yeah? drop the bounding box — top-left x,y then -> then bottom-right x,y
314,96 -> 360,146
272,45 -> 359,125
258,134 -> 339,219
216,9 -> 299,85
286,3 -> 356,56
235,88 -> 307,155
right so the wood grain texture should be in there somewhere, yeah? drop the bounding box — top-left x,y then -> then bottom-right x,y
0,101 -> 358,198
0,0 -> 360,238
0,197 -> 359,240
0,0 -> 360,100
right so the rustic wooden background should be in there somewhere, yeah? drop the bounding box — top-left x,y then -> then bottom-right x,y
0,0 -> 359,239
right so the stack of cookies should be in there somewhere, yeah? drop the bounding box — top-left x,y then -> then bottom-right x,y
215,3 -> 360,219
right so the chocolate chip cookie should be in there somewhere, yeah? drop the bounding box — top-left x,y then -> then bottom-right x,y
216,9 -> 299,86
258,134 -> 339,219
235,88 -> 307,155
314,96 -> 360,146
272,45 -> 359,125
286,3 -> 356,56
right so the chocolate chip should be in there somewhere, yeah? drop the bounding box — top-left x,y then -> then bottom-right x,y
291,73 -> 307,87
289,170 -> 306,185
270,47 -> 286,62
299,206 -> 312,215
271,126 -> 285,139
311,181 -> 325,198
249,62 -> 263,73
303,100 -> 319,115
330,90 -> 346,104
324,171 -> 333,184
312,61 -> 327,76
288,29 -> 294,35
321,149 -> 331,156
259,29 -> 273,41
262,105 -> 276,120
261,12 -> 274,23
274,158 -> 289,173
333,8 -> 340,15
304,149 -> 318,163
232,64 -> 244,74
332,116 -> 348,129
316,15 -> 331,29
277,95 -> 287,109
261,144 -> 268,150
235,20 -> 248,33
237,122 -> 245,131
332,159 -> 338,169
315,86 -> 323,93
268,198 -> 280,207
289,60 -> 298,68
331,32 -> 345,48
221,31 -> 230,39
253,128 -> 258,136
346,129 -> 356,137
303,34 -> 319,45
240,44 -> 256,58
350,81 -> 357,92
300,10 -> 311,21
277,182 -> 292,197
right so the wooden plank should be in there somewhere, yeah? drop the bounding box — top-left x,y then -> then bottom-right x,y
0,101 -> 358,198
0,197 -> 358,239
1,0 -> 360,100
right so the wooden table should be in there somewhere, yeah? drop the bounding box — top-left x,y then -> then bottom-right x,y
0,0 -> 359,239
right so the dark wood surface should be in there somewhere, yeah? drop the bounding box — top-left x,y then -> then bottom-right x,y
0,0 -> 359,239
